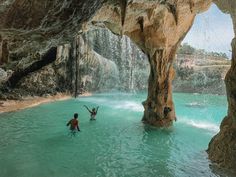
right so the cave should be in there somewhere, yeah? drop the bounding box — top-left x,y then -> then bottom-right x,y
0,0 -> 236,175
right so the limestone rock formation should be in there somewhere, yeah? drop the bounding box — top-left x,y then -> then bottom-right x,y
0,0 -> 104,98
17,44 -> 72,96
92,0 -> 212,126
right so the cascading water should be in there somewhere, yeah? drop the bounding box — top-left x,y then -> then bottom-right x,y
93,52 -> 119,91
77,34 -> 120,92
83,27 -> 230,95
82,28 -> 149,92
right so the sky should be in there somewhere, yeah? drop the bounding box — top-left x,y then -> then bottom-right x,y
183,4 -> 234,58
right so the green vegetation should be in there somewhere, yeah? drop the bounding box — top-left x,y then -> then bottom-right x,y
178,43 -> 229,59
173,43 -> 231,94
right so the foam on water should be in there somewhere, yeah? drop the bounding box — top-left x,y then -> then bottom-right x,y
185,102 -> 206,108
178,117 -> 220,133
113,101 -> 143,112
78,94 -> 144,112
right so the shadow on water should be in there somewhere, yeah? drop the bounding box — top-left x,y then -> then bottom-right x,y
141,125 -> 175,177
95,122 -> 176,177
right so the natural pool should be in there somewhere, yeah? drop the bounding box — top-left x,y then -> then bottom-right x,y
0,92 -> 232,177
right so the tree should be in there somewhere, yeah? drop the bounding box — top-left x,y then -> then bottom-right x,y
178,43 -> 195,55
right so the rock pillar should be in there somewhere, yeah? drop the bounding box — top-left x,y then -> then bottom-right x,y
142,47 -> 177,127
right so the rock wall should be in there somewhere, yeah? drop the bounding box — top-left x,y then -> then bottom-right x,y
0,0 -> 105,99
0,45 -> 73,99
207,0 -> 236,171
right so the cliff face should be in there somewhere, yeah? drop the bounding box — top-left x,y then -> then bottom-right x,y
0,0 -> 236,171
174,54 -> 230,95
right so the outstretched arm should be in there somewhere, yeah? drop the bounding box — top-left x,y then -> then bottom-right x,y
66,120 -> 71,126
84,105 -> 92,113
77,125 -> 80,131
76,120 -> 80,131
96,106 -> 99,113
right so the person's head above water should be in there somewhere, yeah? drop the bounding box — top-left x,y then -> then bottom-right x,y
92,108 -> 96,112
74,113 -> 78,119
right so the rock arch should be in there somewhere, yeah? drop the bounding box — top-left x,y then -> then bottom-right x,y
91,0 -> 212,126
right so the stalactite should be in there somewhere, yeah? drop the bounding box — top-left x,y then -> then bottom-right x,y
189,0 -> 194,13
137,16 -> 144,32
166,2 -> 178,25
119,0 -> 128,28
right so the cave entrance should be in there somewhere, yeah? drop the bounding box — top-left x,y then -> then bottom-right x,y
172,3 -> 234,134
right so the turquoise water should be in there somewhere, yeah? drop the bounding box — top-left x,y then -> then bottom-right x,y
0,92 -> 231,177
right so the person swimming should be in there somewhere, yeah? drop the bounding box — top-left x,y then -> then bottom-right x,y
84,105 -> 99,120
66,113 -> 81,135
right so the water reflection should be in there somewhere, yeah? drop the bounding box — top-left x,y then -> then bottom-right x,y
140,125 -> 175,177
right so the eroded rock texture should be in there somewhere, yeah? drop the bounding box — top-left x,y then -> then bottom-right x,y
207,0 -> 236,171
92,0 -> 211,126
0,0 -> 104,98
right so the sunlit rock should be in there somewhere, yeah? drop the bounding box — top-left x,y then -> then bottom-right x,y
92,0 -> 212,126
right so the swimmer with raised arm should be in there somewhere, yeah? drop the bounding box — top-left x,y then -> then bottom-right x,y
84,105 -> 99,120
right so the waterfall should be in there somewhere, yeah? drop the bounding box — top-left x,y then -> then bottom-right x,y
77,34 -> 120,92
83,28 -> 149,92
